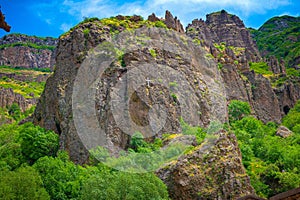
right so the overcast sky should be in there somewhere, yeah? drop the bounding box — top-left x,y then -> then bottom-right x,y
0,0 -> 299,38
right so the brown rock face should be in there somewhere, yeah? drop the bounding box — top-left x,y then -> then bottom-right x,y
33,20 -> 111,163
244,71 -> 282,123
0,88 -> 36,112
33,19 -> 228,164
274,80 -> 300,115
0,34 -> 57,69
157,131 -> 254,199
32,14 -> 254,198
187,10 -> 261,62
147,13 -> 160,22
0,47 -> 55,69
267,56 -> 286,75
164,10 -> 184,33
186,10 -> 300,123
276,125 -> 292,138
147,11 -> 185,33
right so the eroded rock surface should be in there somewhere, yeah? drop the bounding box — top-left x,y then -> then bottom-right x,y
33,19 -> 227,163
157,131 -> 255,199
0,34 -> 57,69
0,88 -> 36,112
187,10 -> 261,62
186,10 -> 300,123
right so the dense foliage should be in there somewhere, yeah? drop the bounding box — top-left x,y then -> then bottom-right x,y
0,122 -> 170,199
250,15 -> 300,69
0,42 -> 55,51
229,100 -> 300,198
282,100 -> 300,134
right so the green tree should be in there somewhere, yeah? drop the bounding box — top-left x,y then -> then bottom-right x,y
0,166 -> 50,200
231,110 -> 300,197
8,103 -> 22,121
0,123 -> 23,170
33,151 -> 88,200
228,100 -> 251,122
283,100 -> 300,133
19,123 -> 59,164
80,169 -> 169,200
129,131 -> 147,151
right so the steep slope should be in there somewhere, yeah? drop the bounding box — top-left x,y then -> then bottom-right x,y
0,34 -> 56,120
186,10 -> 292,123
0,34 -> 57,70
33,14 -> 227,163
30,10 -> 300,199
187,10 -> 261,62
0,66 -> 51,112
32,12 -> 255,198
250,15 -> 300,69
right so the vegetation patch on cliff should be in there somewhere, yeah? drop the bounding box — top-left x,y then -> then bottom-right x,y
229,100 -> 300,198
0,66 -> 50,98
250,15 -> 300,68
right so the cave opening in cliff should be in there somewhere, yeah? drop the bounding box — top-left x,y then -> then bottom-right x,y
283,105 -> 290,115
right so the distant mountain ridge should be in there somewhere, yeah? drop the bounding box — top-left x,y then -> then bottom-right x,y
250,15 -> 300,69
0,33 -> 57,69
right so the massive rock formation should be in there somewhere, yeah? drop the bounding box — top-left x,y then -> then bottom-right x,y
0,34 -> 57,69
30,10 -> 299,199
157,131 -> 254,199
33,17 -> 227,163
148,10 -> 184,33
187,10 -> 299,123
187,10 -> 261,62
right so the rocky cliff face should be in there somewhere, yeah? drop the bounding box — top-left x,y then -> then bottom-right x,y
31,10 -> 299,199
157,131 -> 254,199
0,88 -> 36,112
187,10 -> 300,123
33,16 -> 227,163
148,10 -> 184,33
0,34 -> 57,69
187,10 -> 261,62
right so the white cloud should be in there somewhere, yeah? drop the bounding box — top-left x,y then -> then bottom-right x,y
45,19 -> 52,25
58,0 -> 292,21
32,0 -> 293,33
60,23 -> 72,32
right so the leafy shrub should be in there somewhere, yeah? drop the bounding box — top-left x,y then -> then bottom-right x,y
283,100 -> 300,133
249,62 -> 273,76
19,123 -> 59,164
130,131 -> 147,151
180,118 -> 206,144
155,20 -> 167,28
8,103 -> 22,121
230,101 -> 300,197
33,151 -> 87,200
228,100 -> 251,122
0,42 -> 55,50
80,169 -> 169,200
0,166 -> 50,200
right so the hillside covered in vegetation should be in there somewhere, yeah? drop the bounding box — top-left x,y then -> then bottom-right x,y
250,15 -> 300,70
0,10 -> 300,200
